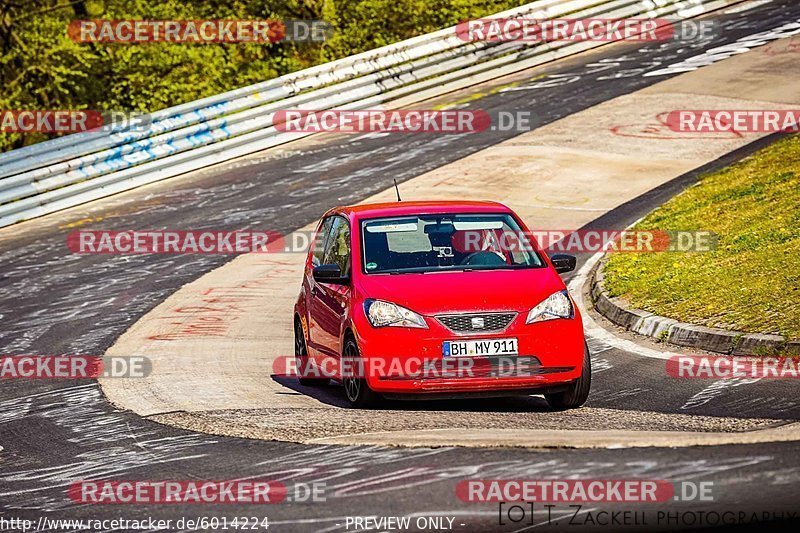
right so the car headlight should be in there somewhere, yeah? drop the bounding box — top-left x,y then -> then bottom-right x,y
526,290 -> 574,324
365,299 -> 428,329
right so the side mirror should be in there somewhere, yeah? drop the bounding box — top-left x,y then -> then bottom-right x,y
550,253 -> 576,274
313,264 -> 349,285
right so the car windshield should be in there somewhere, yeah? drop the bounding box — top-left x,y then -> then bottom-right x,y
361,213 -> 544,274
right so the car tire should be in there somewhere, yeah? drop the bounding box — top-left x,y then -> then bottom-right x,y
545,342 -> 591,410
295,320 -> 328,387
342,337 -> 380,408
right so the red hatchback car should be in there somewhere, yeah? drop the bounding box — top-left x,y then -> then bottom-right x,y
293,201 -> 590,409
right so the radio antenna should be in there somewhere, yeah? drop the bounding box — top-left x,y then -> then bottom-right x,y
393,179 -> 402,202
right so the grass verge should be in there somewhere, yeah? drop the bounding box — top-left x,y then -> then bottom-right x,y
603,134 -> 800,340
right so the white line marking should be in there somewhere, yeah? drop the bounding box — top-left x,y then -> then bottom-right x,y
724,0 -> 773,14
569,252 -> 679,360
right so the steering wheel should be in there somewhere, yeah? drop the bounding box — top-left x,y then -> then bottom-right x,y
460,251 -> 506,266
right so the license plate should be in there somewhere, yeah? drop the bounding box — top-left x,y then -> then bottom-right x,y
443,338 -> 518,357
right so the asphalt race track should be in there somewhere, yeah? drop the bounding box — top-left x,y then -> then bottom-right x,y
1,1 -> 800,531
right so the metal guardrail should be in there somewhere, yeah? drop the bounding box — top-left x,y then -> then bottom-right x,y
0,0 -> 745,228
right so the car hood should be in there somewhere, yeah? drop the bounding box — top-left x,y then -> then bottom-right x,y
358,268 -> 566,315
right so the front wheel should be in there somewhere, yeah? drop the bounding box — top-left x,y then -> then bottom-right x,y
545,342 -> 591,410
342,337 -> 380,408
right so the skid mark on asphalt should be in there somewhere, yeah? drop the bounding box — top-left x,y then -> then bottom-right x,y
723,396 -> 800,416
644,16 -> 800,77
587,337 -> 615,374
0,384 -> 216,511
725,0 -> 774,14
257,450 -> 773,500
681,377 -> 763,410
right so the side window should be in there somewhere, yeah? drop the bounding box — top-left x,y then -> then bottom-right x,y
312,217 -> 334,267
323,216 -> 351,276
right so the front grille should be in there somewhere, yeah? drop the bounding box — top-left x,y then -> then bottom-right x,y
436,312 -> 517,333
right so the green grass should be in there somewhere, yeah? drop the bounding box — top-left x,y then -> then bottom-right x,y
603,134 -> 800,340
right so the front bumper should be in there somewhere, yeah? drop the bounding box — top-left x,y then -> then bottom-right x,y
353,311 -> 585,394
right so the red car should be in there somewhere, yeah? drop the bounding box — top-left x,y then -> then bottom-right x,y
293,201 -> 590,409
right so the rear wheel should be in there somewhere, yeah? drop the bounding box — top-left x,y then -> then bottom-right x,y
342,337 -> 380,408
295,320 -> 328,387
545,342 -> 591,410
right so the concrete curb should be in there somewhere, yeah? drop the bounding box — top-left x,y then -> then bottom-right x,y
590,258 -> 799,356
303,424 -> 800,449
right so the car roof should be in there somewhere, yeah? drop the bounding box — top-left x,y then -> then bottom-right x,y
330,200 -> 512,219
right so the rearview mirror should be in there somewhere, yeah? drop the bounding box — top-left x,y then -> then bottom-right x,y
550,254 -> 576,274
313,264 -> 349,284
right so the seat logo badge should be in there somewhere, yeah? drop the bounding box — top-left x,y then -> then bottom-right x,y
471,317 -> 485,329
